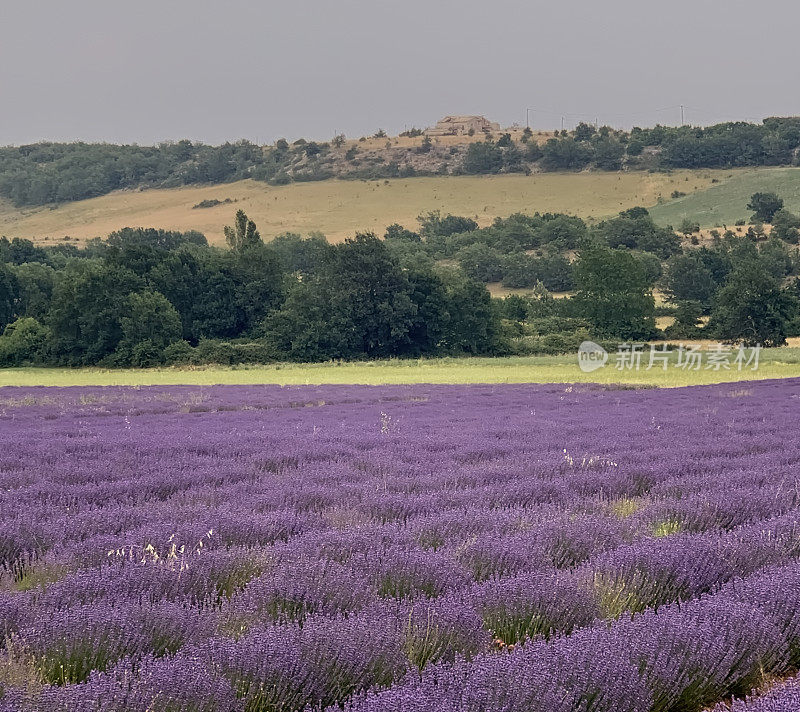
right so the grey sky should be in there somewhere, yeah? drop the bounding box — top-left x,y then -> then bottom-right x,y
2,0 -> 799,146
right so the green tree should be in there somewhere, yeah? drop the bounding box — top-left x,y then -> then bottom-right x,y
759,237 -> 795,278
462,141 -> 505,174
664,300 -> 703,339
105,227 -> 206,276
747,192 -> 784,222
0,237 -> 49,265
662,253 -> 718,310
696,245 -> 732,285
229,245 -> 285,332
535,254 -> 575,292
439,270 -> 503,354
149,249 -> 202,341
384,224 -> 421,242
535,214 -> 587,250
525,142 -> 544,161
634,251 -> 662,285
12,262 -> 55,320
224,210 -> 262,252
771,209 -> 800,243
501,253 -> 538,288
418,211 -> 476,237
149,248 -> 241,342
499,293 -> 532,321
116,291 -> 182,365
626,139 -> 644,157
593,138 -> 624,170
594,208 -> 680,259
678,218 -> 700,235
540,138 -> 594,171
574,122 -> 596,141
404,267 -> 448,355
0,263 -> 19,330
572,243 -> 656,339
0,318 -> 50,366
48,261 -> 142,364
266,233 -> 418,360
707,258 -> 798,346
330,233 -> 418,356
188,256 -> 242,339
457,243 -> 505,282
267,232 -> 332,274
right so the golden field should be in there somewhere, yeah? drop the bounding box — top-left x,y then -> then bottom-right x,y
0,171 -> 732,246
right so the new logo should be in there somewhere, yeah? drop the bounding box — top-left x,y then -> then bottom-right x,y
577,341 -> 608,373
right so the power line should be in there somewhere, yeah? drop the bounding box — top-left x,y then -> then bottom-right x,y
522,102 -> 774,130
524,105 -> 682,120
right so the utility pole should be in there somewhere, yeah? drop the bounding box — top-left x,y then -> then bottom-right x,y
561,116 -> 565,131
680,105 -> 685,126
526,108 -> 533,129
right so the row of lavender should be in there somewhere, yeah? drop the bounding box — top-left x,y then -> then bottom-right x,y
346,560 -> 800,712
723,676 -> 800,712
0,381 -> 798,710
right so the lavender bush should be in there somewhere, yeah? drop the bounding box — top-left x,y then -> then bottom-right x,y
0,380 -> 799,710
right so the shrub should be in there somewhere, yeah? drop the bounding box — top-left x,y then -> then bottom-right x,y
748,192 -> 784,222
679,218 -> 701,235
462,142 -> 504,174
192,339 -> 277,365
0,318 -> 50,366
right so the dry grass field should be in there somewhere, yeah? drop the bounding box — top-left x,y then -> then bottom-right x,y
0,171 -> 730,246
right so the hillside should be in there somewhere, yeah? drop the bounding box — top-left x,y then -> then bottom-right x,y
4,118 -> 800,211
649,166 -> 800,227
0,171 -> 728,245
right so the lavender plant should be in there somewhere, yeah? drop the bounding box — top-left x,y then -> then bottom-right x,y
0,380 -> 799,710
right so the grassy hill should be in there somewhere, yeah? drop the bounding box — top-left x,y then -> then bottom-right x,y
0,170 -> 726,246
649,167 -> 800,227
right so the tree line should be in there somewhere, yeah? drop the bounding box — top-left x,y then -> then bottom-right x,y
2,118 -> 800,207
386,197 -> 800,351
0,215 -> 501,367
461,117 -> 800,174
1,197 -> 799,367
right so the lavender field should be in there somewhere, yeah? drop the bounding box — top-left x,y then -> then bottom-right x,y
0,381 -> 799,711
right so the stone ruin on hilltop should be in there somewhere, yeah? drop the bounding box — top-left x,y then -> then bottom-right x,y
425,115 -> 501,136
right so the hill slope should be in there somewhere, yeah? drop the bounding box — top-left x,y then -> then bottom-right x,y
0,171 -> 726,245
649,167 -> 800,227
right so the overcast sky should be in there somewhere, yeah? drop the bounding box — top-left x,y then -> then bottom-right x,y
2,0 -> 799,146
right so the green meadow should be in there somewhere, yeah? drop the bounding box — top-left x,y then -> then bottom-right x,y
649,167 -> 800,228
2,348 -> 800,388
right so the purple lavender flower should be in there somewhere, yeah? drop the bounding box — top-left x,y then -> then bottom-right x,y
721,675 -> 800,712
1,379 -> 800,709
